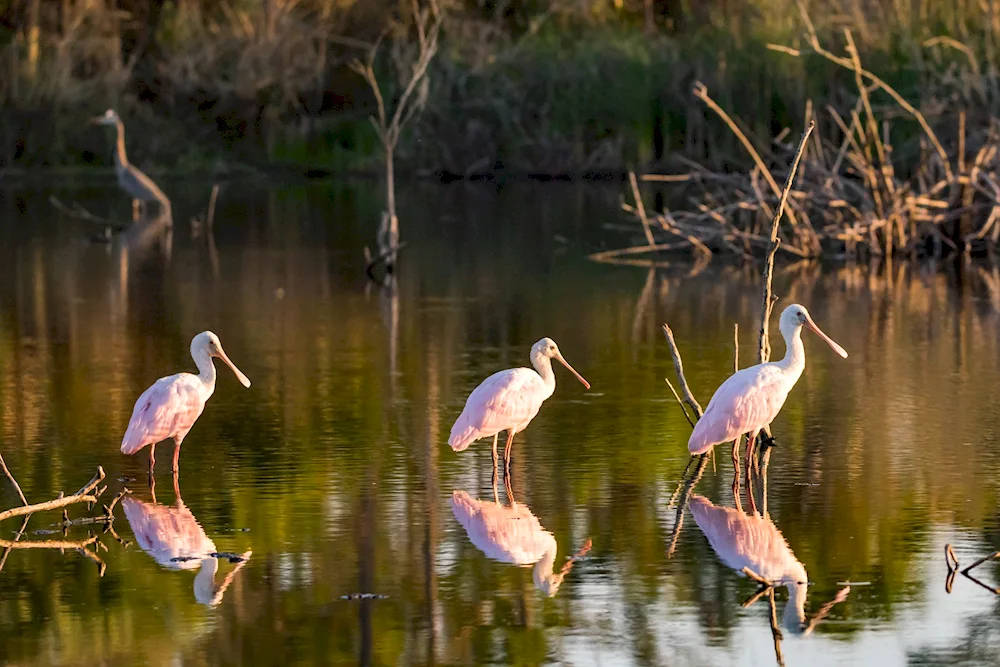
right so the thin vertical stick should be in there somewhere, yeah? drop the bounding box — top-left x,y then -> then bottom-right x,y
0,453 -> 28,507
768,588 -> 786,666
758,121 -> 815,364
206,184 -> 220,230
733,323 -> 739,372
662,325 -> 704,418
666,455 -> 708,557
629,171 -> 657,247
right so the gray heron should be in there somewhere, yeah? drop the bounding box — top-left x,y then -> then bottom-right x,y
91,109 -> 171,221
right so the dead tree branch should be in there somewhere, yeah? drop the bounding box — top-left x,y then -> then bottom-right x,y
0,466 -> 105,522
351,0 -> 443,271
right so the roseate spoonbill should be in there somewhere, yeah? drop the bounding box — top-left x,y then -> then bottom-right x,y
689,494 -> 849,634
90,109 -> 171,221
450,478 -> 591,596
688,304 -> 847,468
121,331 -> 251,474
448,338 -> 590,475
122,478 -> 251,606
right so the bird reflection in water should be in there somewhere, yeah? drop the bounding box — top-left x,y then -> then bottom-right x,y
122,476 -> 251,607
450,476 -> 591,597
689,493 -> 849,664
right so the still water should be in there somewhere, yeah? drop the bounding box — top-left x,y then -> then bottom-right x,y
1,180 -> 999,666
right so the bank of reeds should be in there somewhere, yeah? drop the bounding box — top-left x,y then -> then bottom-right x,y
604,4 -> 1000,260
1,1 -> 999,178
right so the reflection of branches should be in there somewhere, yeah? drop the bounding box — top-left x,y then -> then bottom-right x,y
631,269 -> 656,351
957,547 -> 1000,595
946,543 -> 961,593
0,463 -> 130,576
49,195 -> 130,229
943,543 -> 1000,595
0,534 -> 106,575
365,242 -> 409,283
0,517 -> 30,573
767,589 -> 786,667
666,456 -> 708,558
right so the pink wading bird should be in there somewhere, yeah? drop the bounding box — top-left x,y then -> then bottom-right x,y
688,304 -> 848,469
121,331 -> 251,474
449,338 -> 590,475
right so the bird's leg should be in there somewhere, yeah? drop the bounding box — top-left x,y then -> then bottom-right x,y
132,199 -> 141,221
503,431 -> 515,480
491,433 -> 499,476
148,443 -> 156,474
731,436 -> 742,504
171,437 -> 182,475
731,435 -> 741,478
746,429 -> 760,490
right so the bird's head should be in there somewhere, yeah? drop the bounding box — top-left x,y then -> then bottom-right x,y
90,108 -> 120,126
192,331 -> 251,387
530,338 -> 590,389
778,304 -> 848,359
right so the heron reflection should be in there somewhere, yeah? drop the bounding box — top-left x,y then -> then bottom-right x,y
450,476 -> 590,597
122,477 -> 250,607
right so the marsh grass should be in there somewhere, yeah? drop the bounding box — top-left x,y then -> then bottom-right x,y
1,0 -> 998,176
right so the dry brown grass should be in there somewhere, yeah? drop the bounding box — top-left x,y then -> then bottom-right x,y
605,6 -> 1000,261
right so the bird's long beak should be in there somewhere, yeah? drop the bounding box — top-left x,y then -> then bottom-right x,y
215,347 -> 252,387
805,318 -> 848,358
554,353 -> 591,389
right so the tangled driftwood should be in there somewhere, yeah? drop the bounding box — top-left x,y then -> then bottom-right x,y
601,6 -> 1000,264
0,456 -> 130,576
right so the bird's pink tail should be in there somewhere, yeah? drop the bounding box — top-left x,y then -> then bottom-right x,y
687,415 -> 722,455
448,426 -> 478,452
120,428 -> 149,455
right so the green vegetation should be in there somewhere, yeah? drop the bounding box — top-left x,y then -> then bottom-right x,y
0,1 -> 997,175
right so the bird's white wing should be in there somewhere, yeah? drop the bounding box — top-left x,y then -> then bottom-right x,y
121,374 -> 205,453
689,365 -> 792,452
449,368 -> 544,449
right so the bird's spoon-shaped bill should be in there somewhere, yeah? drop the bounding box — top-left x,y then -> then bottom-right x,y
216,347 -> 252,388
805,318 -> 848,359
555,353 -> 591,389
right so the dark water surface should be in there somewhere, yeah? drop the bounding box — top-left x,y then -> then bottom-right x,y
1,181 -> 1000,666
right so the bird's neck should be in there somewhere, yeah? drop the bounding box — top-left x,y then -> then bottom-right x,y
784,582 -> 808,633
530,353 -> 557,395
777,325 -> 806,373
193,351 -> 217,390
532,539 -> 559,593
194,558 -> 221,605
113,119 -> 129,168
